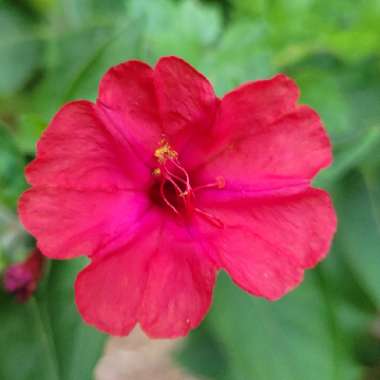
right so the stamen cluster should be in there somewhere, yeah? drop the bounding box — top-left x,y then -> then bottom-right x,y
153,138 -> 224,227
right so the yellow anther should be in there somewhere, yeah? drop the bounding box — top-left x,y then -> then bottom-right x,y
154,139 -> 178,163
152,168 -> 161,176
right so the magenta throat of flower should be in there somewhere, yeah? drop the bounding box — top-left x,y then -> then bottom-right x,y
149,138 -> 225,228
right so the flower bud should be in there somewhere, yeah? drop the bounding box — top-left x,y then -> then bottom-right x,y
3,249 -> 45,302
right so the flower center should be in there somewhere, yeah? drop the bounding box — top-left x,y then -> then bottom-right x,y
150,138 -> 225,228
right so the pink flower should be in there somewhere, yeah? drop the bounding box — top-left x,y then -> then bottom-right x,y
3,249 -> 45,302
18,56 -> 336,338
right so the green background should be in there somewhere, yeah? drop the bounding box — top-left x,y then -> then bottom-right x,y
1,0 -> 380,379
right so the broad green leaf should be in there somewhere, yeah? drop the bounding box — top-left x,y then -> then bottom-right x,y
0,295 -> 59,380
50,0 -> 127,29
32,20 -> 143,114
0,123 -> 27,208
205,21 -> 274,95
335,170 -> 380,306
40,259 -> 106,380
14,114 -> 47,154
315,127 -> 380,187
59,21 -> 143,102
287,57 -> 380,144
292,66 -> 352,142
128,0 -> 222,64
230,0 -> 380,62
32,25 -> 118,114
177,322 -> 229,380
343,66 -> 380,138
323,4 -> 380,62
0,259 -> 106,380
230,0 -> 266,19
0,5 -> 41,95
32,0 -> 222,114
203,272 -> 361,380
27,0 -> 55,14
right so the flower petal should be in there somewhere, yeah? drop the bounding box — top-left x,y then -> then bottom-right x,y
97,57 -> 219,164
97,60 -> 162,162
139,221 -> 216,338
217,73 -> 300,136
75,224 -> 159,336
194,104 -> 332,196
19,187 -> 149,259
26,100 -> 149,190
197,188 -> 336,300
154,56 -> 219,164
154,56 -> 218,135
75,218 -> 216,338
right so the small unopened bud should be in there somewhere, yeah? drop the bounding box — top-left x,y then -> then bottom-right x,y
3,249 -> 45,302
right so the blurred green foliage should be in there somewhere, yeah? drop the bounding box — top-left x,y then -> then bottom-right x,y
0,0 -> 380,379
0,259 -> 106,380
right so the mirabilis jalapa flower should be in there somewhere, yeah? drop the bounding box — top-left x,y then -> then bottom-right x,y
19,56 -> 336,338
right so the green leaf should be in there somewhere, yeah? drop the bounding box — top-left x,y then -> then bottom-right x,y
0,123 -> 27,208
230,0 -> 380,62
0,5 -> 41,95
323,5 -> 380,62
32,21 -> 143,114
40,259 -> 106,380
315,126 -> 380,187
335,170 -> 380,307
177,322 -> 229,380
201,272 -> 361,380
204,21 -> 274,95
14,114 -> 47,154
293,66 -> 353,142
0,295 -> 59,380
32,25 -> 118,114
0,259 -> 106,380
128,0 -> 222,64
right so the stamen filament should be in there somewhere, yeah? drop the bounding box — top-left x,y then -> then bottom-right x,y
153,137 -> 224,224
195,208 -> 224,229
193,176 -> 225,193
170,159 -> 191,185
163,163 -> 187,186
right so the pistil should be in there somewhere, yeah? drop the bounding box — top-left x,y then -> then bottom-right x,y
153,138 -> 224,228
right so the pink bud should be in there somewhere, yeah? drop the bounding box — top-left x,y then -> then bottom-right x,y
3,249 -> 45,302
